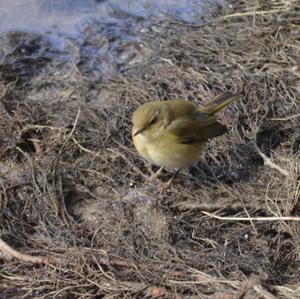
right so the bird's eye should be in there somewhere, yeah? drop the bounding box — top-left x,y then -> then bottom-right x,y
149,111 -> 160,126
149,117 -> 157,126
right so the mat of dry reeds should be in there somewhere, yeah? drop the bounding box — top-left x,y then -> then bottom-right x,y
1,0 -> 300,298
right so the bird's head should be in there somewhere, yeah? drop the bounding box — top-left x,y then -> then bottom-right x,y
132,102 -> 165,137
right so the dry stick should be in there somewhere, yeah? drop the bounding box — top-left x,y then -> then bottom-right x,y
72,136 -> 100,156
0,238 -> 134,269
221,8 -> 290,20
50,106 -> 82,161
22,124 -> 65,132
242,202 -> 258,234
253,143 -> 290,177
0,243 -> 192,285
271,113 -> 300,121
0,238 -> 183,277
0,238 -> 48,264
202,211 -> 300,221
0,237 -> 135,269
253,284 -> 277,299
64,107 -> 81,144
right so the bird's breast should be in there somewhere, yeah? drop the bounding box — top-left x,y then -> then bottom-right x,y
132,127 -> 204,169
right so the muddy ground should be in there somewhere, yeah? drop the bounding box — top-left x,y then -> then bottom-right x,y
1,0 -> 300,298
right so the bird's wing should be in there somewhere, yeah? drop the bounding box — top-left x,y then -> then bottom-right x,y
199,92 -> 240,114
167,114 -> 228,144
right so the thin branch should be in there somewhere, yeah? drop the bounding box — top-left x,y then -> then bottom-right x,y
221,9 -> 290,20
57,107 -> 81,155
254,143 -> 290,177
253,284 -> 277,299
0,238 -> 48,264
72,137 -> 101,156
65,107 -> 81,142
271,113 -> 300,121
202,211 -> 300,221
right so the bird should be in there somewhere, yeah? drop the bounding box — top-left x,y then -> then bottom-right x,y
132,92 -> 240,188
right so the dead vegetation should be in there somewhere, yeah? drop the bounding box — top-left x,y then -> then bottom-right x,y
0,0 -> 300,298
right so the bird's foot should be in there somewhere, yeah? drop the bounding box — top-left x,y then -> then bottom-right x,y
157,169 -> 181,193
157,179 -> 173,193
144,166 -> 164,184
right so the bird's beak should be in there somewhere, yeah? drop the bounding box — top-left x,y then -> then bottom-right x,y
134,128 -> 145,136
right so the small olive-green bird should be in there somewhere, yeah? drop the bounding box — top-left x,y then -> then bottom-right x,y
132,92 -> 239,181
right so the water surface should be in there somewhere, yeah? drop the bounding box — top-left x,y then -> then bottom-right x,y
0,0 -> 225,81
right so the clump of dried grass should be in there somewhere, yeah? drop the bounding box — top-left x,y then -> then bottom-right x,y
1,0 -> 300,298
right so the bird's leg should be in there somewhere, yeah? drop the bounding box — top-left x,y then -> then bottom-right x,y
158,168 -> 181,192
144,166 -> 164,184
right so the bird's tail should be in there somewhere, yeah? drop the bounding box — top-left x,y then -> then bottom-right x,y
200,92 -> 240,115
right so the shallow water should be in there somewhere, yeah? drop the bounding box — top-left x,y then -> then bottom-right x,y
0,0 -> 225,81
0,0 -> 223,34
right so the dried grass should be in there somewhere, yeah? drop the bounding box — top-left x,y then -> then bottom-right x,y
0,0 -> 300,298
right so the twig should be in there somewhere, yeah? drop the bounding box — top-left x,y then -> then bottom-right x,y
65,107 -> 81,142
271,113 -> 300,121
241,198 -> 258,234
57,107 -> 81,155
220,9 -> 290,20
254,143 -> 290,177
253,284 -> 277,299
72,137 -> 101,156
21,124 -> 65,132
0,238 -> 48,264
202,211 -> 300,221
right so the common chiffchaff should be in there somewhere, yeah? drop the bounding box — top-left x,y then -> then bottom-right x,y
132,92 -> 239,181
